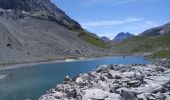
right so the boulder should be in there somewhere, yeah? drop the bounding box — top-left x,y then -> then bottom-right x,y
82,89 -> 109,100
127,80 -> 141,87
163,81 -> 170,91
64,76 -> 72,83
105,93 -> 122,100
120,90 -> 137,100
137,94 -> 147,100
75,77 -> 84,83
96,65 -> 108,73
66,89 -> 77,98
109,70 -> 122,79
110,86 -> 120,93
123,71 -> 135,78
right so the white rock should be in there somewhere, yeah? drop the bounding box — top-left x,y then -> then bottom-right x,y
123,71 -> 135,78
75,77 -> 84,83
82,89 -> 109,100
109,70 -> 122,78
97,65 -> 108,69
96,65 -> 108,72
137,94 -> 147,100
98,80 -> 109,91
105,93 -> 122,100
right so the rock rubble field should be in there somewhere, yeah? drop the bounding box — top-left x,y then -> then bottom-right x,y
39,63 -> 170,100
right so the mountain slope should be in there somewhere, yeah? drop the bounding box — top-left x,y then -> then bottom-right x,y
112,36 -> 170,54
113,32 -> 134,42
140,22 -> 170,36
0,0 -> 82,30
0,0 -> 110,64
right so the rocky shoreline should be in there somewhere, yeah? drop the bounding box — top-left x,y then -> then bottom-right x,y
39,62 -> 170,100
151,58 -> 170,68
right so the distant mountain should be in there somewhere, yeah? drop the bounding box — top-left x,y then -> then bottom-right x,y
140,22 -> 170,36
113,32 -> 134,41
0,0 -> 109,64
101,36 -> 110,42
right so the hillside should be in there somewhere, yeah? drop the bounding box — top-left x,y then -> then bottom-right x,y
111,36 -> 170,54
0,0 -> 110,64
140,22 -> 170,36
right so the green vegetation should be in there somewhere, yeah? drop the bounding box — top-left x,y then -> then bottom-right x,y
149,50 -> 170,58
77,30 -> 110,49
112,36 -> 170,53
47,15 -> 109,49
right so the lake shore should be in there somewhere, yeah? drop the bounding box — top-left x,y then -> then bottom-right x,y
0,51 -> 153,71
0,55 -> 124,71
39,59 -> 170,100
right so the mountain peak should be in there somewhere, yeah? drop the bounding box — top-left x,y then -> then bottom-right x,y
114,32 -> 134,42
101,36 -> 110,42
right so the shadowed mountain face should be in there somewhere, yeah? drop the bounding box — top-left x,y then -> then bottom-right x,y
114,32 -> 134,42
101,36 -> 110,42
0,0 -> 82,30
140,22 -> 170,36
0,0 -> 109,64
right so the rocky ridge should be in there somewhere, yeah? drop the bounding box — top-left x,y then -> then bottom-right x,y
0,0 -> 82,30
140,22 -> 170,36
39,62 -> 170,100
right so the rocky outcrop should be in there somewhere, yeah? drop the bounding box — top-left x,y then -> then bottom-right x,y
140,22 -> 170,36
39,64 -> 170,100
151,58 -> 170,68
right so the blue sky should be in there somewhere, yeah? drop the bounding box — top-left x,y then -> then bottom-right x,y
51,0 -> 170,39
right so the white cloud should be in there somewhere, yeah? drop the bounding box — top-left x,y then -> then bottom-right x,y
81,17 -> 143,28
82,20 -> 159,39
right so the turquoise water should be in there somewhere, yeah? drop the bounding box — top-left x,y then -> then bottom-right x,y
0,56 -> 149,100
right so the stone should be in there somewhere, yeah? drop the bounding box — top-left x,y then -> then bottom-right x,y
137,94 -> 147,100
127,80 -> 141,87
120,90 -> 137,100
96,65 -> 108,73
145,93 -> 157,100
75,77 -> 84,83
82,89 -> 109,100
105,93 -> 122,100
110,86 -> 120,93
109,70 -> 122,79
66,89 -> 77,98
64,76 -> 72,83
123,71 -> 135,78
163,81 -> 170,91
39,64 -> 170,100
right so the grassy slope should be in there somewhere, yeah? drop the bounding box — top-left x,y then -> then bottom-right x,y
46,15 -> 110,49
112,36 -> 170,54
149,50 -> 170,58
77,30 -> 110,49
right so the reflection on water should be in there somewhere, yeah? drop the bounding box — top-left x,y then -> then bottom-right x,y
0,74 -> 7,80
